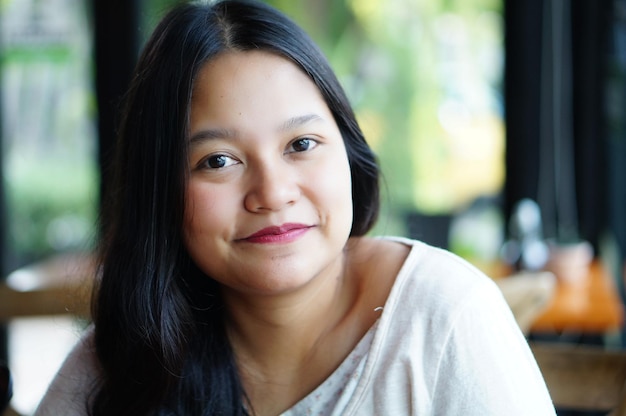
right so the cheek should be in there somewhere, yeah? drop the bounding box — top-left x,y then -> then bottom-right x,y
315,153 -> 353,225
183,183 -> 226,245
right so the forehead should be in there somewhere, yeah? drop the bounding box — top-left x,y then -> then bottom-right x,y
190,50 -> 329,121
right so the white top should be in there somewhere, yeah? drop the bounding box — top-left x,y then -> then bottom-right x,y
35,237 -> 556,415
279,237 -> 556,415
282,321 -> 379,416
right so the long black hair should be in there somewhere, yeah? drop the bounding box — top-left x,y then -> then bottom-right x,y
91,1 -> 380,414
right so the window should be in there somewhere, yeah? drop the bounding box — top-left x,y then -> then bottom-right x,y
1,0 -> 97,271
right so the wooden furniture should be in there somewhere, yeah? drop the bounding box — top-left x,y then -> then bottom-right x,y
0,253 -> 94,322
531,260 -> 624,334
494,271 -> 556,335
531,342 -> 626,415
0,254 -> 94,416
489,258 -> 624,335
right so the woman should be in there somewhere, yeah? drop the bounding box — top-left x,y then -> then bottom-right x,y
35,1 -> 555,415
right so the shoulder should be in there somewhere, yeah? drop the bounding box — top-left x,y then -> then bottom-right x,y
372,237 -> 516,362
33,326 -> 99,416
381,236 -> 503,315
350,236 -> 503,323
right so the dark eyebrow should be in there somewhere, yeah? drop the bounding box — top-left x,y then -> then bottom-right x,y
188,127 -> 236,145
188,114 -> 324,145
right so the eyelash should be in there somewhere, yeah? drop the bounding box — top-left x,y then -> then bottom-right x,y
197,137 -> 320,171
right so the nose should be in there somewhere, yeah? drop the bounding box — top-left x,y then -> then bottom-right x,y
243,161 -> 300,213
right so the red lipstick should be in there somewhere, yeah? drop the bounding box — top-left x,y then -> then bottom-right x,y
242,223 -> 312,244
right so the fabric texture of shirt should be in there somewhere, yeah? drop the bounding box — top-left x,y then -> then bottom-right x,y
283,237 -> 556,415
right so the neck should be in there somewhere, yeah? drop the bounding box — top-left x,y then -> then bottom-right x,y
222,253 -> 361,416
223,254 -> 352,365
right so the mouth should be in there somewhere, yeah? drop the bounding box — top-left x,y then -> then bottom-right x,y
240,223 -> 313,244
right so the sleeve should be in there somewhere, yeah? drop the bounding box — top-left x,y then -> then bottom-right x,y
430,280 -> 556,416
33,327 -> 99,416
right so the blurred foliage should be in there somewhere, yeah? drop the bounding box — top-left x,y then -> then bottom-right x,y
5,159 -> 97,258
1,0 -> 97,267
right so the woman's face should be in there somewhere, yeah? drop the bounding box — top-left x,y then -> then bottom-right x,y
184,51 -> 353,297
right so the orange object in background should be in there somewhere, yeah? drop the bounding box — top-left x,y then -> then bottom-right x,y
531,260 -> 624,334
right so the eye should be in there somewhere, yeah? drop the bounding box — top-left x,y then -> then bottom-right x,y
288,137 -> 318,153
201,154 -> 238,169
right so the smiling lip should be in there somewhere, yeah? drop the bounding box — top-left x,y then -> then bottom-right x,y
241,223 -> 312,244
